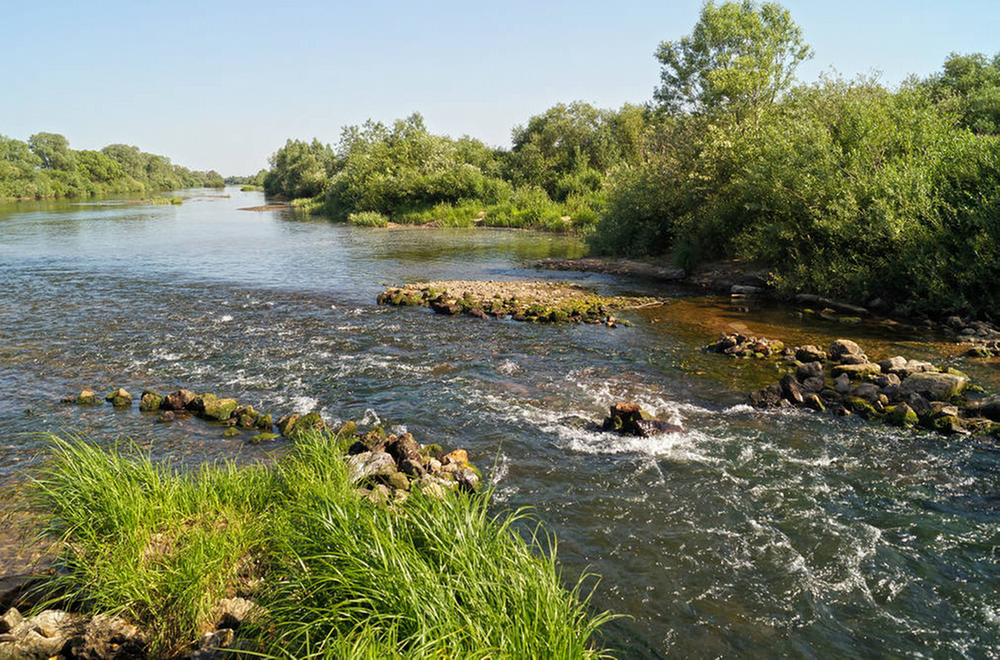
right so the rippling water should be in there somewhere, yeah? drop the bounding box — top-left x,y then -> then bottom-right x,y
1,189 -> 998,657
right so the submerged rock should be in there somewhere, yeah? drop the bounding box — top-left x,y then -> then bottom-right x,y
74,388 -> 100,405
139,390 -> 164,411
162,389 -> 196,411
105,388 -> 132,408
600,402 -> 682,437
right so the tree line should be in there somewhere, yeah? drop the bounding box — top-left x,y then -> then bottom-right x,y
0,132 -> 224,201
260,0 -> 1000,317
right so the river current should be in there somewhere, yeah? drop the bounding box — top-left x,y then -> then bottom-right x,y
1,189 -> 998,657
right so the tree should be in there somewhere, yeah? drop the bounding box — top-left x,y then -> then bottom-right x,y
654,1 -> 812,119
28,132 -> 77,171
927,52 -> 1000,135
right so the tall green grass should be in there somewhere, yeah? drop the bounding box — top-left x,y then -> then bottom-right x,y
29,432 -> 615,658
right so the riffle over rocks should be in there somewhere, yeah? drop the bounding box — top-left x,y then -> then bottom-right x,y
599,403 -> 683,437
727,336 -> 1000,437
378,280 -> 666,327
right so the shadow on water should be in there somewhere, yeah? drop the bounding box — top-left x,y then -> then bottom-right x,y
1,188 -> 998,657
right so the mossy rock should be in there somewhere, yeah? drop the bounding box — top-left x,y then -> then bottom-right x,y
387,472 -> 410,491
335,420 -> 357,438
255,413 -> 273,430
888,404 -> 919,428
548,309 -> 569,323
222,427 -> 241,438
847,397 -> 879,420
420,443 -> 444,459
196,394 -> 239,421
235,406 -> 260,429
277,414 -> 300,436
76,388 -> 99,405
139,390 -> 163,411
105,388 -> 133,408
248,432 -> 280,445
287,412 -> 326,438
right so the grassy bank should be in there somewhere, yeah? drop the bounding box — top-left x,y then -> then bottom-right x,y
28,432 -> 614,658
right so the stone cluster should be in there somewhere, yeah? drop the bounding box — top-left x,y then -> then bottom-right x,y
377,280 -> 665,327
704,333 -> 785,358
743,338 -> 1000,436
343,427 -> 480,504
599,403 -> 682,437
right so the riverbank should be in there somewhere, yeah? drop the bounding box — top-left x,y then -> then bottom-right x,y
3,431 -> 611,658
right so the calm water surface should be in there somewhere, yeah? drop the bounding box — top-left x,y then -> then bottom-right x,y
1,189 -> 998,657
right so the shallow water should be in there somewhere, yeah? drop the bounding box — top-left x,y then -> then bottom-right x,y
1,189 -> 998,657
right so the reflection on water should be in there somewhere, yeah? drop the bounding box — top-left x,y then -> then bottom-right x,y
1,189 -> 998,657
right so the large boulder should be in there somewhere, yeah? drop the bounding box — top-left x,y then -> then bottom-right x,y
795,345 -> 827,362
796,361 -> 824,381
878,356 -> 908,375
286,412 -> 326,438
967,396 -> 1000,422
780,374 -> 804,404
387,433 -> 421,463
897,372 -> 968,401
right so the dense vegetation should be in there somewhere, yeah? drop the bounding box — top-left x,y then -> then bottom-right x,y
258,1 -> 1000,318
31,432 -> 613,658
262,107 -> 650,232
0,132 -> 223,201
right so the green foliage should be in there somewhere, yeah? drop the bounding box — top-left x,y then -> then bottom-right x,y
30,433 -> 614,658
0,133 -> 222,201
654,0 -> 812,119
347,210 -> 389,227
263,138 -> 338,199
925,52 -> 1000,135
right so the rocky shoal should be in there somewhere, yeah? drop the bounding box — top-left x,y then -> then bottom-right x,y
377,280 -> 665,327
707,333 -> 1000,437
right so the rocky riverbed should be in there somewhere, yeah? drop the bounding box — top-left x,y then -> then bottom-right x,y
377,279 -> 664,326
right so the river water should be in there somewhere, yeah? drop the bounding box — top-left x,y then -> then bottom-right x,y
1,189 -> 998,657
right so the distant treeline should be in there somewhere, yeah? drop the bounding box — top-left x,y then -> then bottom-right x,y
260,1 -> 1000,318
0,132 -> 224,201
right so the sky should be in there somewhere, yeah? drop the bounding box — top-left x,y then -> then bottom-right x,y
3,0 -> 998,175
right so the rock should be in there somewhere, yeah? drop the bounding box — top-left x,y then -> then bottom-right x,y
212,597 -> 258,631
946,315 -> 965,329
138,390 -> 163,411
804,394 -> 826,412
162,389 -> 196,411
346,451 -> 396,484
731,285 -> 762,295
779,375 -> 804,405
255,413 -> 273,430
222,427 -> 240,438
75,388 -> 99,405
852,383 -> 880,403
795,345 -> 827,362
65,613 -> 146,659
906,393 -> 931,416
192,628 -> 235,659
105,388 -> 132,408
749,385 -> 782,408
387,472 -> 410,491
897,372 -> 968,401
234,406 -> 259,429
401,458 -> 426,478
829,339 -> 862,361
967,396 -> 1000,422
833,373 -> 851,393
1,609 -> 80,659
155,411 -> 175,423
334,420 -> 357,438
276,414 -> 300,437
847,397 -> 879,419
879,356 -> 908,375
899,359 -> 936,378
193,394 -> 239,422
387,433 -> 421,464
874,373 -> 901,389
838,354 -> 870,365
286,412 -> 326,438
889,404 -> 919,428
455,468 -> 480,492
831,363 -> 881,380
1,607 -> 24,634
248,432 -> 279,444
634,419 -> 683,436
799,376 -> 824,393
796,361 -> 824,381
441,449 -> 469,466
930,415 -> 966,435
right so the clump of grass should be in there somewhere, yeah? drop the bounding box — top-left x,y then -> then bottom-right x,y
148,196 -> 182,205
29,432 -> 615,658
241,184 -> 263,192
393,199 -> 484,228
347,210 -> 389,227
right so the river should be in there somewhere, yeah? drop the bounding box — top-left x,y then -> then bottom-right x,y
1,188 -> 998,657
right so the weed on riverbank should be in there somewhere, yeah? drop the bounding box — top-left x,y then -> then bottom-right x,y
28,432 -> 614,658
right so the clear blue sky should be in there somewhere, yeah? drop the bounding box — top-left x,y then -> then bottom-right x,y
3,0 -> 997,175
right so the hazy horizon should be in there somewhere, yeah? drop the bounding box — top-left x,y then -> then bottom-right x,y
4,0 -> 997,175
